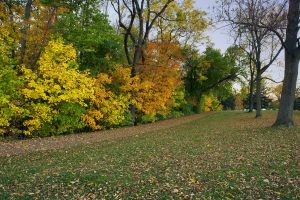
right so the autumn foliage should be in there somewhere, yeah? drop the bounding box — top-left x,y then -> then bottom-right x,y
0,0 -> 243,137
0,37 -> 187,136
134,42 -> 184,116
83,67 -> 133,130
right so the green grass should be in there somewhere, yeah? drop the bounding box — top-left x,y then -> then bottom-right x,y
0,112 -> 299,199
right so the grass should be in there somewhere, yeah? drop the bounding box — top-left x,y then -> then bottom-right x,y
0,112 -> 299,199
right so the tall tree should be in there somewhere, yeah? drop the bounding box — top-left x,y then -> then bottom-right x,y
274,0 -> 300,127
219,0 -> 285,118
112,0 -> 174,72
238,42 -> 256,112
55,0 -> 124,74
111,0 -> 174,124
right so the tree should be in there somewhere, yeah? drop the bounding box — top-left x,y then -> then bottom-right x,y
133,42 -> 183,118
112,0 -> 174,70
219,0 -> 285,118
200,94 -> 223,112
274,0 -> 300,127
83,67 -> 134,130
153,0 -> 208,47
183,47 -> 240,111
55,0 -> 124,74
0,25 -> 23,135
238,42 -> 256,112
21,39 -> 94,135
111,0 -> 175,124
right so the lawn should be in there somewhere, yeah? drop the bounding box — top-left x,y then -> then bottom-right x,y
0,112 -> 299,199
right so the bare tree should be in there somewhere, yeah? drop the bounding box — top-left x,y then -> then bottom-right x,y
218,0 -> 286,118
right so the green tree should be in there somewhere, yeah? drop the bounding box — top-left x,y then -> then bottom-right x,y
184,47 -> 240,111
55,0 -> 124,74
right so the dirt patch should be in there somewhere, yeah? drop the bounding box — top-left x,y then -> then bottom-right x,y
0,113 -> 213,157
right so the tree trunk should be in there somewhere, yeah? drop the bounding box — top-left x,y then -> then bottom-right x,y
274,54 -> 299,126
32,7 -> 58,67
130,44 -> 143,126
6,2 -> 16,58
249,73 -> 255,112
274,0 -> 300,127
19,0 -> 33,65
255,71 -> 262,118
130,64 -> 138,126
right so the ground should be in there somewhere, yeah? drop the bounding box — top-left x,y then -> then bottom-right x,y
0,111 -> 299,199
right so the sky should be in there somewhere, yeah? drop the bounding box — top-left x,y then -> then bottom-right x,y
195,0 -> 232,52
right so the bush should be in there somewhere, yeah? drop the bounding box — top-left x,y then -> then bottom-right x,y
37,103 -> 87,136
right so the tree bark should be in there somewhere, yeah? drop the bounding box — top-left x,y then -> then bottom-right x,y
275,56 -> 299,126
248,56 -> 255,112
255,70 -> 262,118
19,0 -> 33,65
249,73 -> 255,112
274,0 -> 300,127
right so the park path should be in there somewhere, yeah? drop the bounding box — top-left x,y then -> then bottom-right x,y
0,113 -> 213,157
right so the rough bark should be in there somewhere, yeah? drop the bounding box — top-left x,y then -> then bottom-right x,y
255,70 -> 262,118
248,53 -> 255,112
249,72 -> 255,112
274,0 -> 300,127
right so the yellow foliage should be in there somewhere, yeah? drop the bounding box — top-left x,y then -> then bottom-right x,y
83,67 -> 133,130
153,0 -> 208,45
204,96 -> 213,112
201,95 -> 223,112
0,16 -> 24,134
21,39 -> 94,134
23,103 -> 55,135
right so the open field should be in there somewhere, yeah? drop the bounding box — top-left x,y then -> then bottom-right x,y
0,112 -> 299,199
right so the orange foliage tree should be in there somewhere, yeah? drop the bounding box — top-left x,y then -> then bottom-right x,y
133,42 -> 185,118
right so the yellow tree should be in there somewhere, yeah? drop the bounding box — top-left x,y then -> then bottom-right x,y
0,15 -> 23,134
21,39 -> 94,134
83,66 -> 134,130
0,1 -> 22,59
112,0 -> 175,124
154,0 -> 208,47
